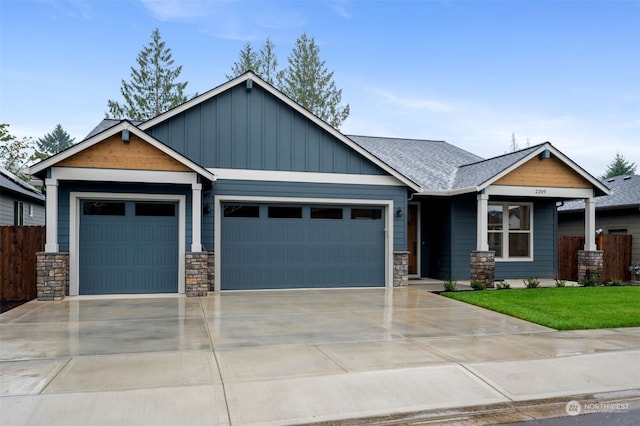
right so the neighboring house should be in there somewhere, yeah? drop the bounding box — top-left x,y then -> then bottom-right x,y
558,174 -> 640,262
0,168 -> 45,226
29,72 -> 609,297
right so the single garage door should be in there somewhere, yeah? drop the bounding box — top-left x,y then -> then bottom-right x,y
79,200 -> 179,295
221,203 -> 385,290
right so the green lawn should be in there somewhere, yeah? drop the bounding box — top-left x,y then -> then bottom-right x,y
441,286 -> 640,330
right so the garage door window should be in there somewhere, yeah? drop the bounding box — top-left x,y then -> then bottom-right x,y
351,208 -> 382,220
268,206 -> 303,219
135,203 -> 176,216
224,205 -> 260,218
311,207 -> 343,219
83,202 -> 125,216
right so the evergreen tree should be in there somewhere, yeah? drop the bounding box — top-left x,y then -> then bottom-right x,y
107,28 -> 189,121
279,34 -> 349,129
34,124 -> 75,160
0,123 -> 34,180
227,37 -> 280,86
601,152 -> 637,179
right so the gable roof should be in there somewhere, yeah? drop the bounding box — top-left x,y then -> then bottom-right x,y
351,137 -> 610,196
559,174 -> 640,212
29,120 -> 216,182
137,71 -> 422,192
0,168 -> 45,202
452,145 -> 540,190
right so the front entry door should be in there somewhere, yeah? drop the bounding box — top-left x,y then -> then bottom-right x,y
408,204 -> 418,275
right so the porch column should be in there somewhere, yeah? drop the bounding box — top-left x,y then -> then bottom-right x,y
191,183 -> 202,252
44,178 -> 59,252
476,192 -> 489,251
584,197 -> 596,250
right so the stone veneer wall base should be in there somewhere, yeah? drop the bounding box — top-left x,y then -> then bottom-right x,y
577,250 -> 604,285
185,252 -> 209,297
393,251 -> 410,287
470,251 -> 495,288
36,252 -> 69,301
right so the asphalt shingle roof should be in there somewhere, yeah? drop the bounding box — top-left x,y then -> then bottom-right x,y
85,119 -> 142,140
559,174 -> 640,211
0,168 -> 45,202
348,135 -> 483,191
452,144 -> 542,190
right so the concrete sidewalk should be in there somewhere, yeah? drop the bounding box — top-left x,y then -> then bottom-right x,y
1,288 -> 638,425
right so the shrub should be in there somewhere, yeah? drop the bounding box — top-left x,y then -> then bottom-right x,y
582,274 -> 599,287
610,278 -> 623,286
442,280 -> 457,292
523,277 -> 540,289
495,280 -> 511,290
555,279 -> 567,288
470,281 -> 487,290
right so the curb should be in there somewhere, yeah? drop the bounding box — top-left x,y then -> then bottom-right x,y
304,389 -> 640,425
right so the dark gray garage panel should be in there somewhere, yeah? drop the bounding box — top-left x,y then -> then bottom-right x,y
79,200 -> 178,294
221,204 -> 385,290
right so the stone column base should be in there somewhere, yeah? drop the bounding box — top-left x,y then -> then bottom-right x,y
578,250 -> 603,285
36,252 -> 69,301
393,251 -> 409,287
185,252 -> 209,296
470,251 -> 495,288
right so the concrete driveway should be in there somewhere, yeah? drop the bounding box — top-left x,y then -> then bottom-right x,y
1,287 -> 639,425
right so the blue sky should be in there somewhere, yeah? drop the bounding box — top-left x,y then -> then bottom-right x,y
1,0 -> 639,177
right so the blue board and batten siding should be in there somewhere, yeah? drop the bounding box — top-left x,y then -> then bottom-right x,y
147,83 -> 385,175
447,196 -> 558,281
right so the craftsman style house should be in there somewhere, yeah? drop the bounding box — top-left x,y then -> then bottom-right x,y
30,72 -> 609,298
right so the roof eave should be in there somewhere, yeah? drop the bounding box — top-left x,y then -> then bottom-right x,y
475,142 -> 612,196
29,121 -> 216,183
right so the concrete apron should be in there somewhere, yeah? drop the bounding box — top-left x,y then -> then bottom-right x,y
0,288 -> 638,426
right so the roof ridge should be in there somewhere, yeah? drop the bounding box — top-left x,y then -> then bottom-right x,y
347,134 -> 447,143
459,142 -> 545,168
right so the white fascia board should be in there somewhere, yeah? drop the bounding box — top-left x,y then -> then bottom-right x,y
139,74 -> 251,130
486,185 -> 594,199
29,123 -> 126,175
29,121 -> 216,183
125,126 -> 216,182
51,167 -> 198,185
476,144 -> 551,192
139,72 -> 420,192
209,168 -> 405,186
543,144 -> 611,196
476,143 -> 611,196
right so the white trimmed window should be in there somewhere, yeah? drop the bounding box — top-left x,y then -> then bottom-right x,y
488,203 -> 533,260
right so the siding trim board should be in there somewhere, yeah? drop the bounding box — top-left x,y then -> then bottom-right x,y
209,168 -> 404,186
214,195 -> 394,291
69,192 -> 186,296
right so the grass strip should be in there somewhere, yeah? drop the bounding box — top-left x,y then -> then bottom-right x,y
442,286 -> 640,330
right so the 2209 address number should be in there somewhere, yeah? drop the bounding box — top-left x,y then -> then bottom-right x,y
535,189 -> 547,195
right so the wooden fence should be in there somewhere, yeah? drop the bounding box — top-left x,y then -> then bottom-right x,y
0,226 -> 45,303
558,234 -> 633,282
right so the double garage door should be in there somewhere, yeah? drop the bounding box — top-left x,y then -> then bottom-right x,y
79,200 -> 178,295
221,203 -> 386,290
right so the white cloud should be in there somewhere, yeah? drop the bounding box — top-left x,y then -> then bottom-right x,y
139,0 -> 228,21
